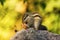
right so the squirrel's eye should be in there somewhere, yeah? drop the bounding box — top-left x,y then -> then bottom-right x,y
25,22 -> 28,24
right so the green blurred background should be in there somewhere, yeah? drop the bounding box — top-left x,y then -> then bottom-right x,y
0,0 -> 60,40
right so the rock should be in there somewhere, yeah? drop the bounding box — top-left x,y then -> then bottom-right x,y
11,28 -> 60,40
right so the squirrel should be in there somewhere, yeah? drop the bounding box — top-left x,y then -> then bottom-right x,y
22,12 -> 47,30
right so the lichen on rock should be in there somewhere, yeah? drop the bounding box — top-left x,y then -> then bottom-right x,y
11,28 -> 60,40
